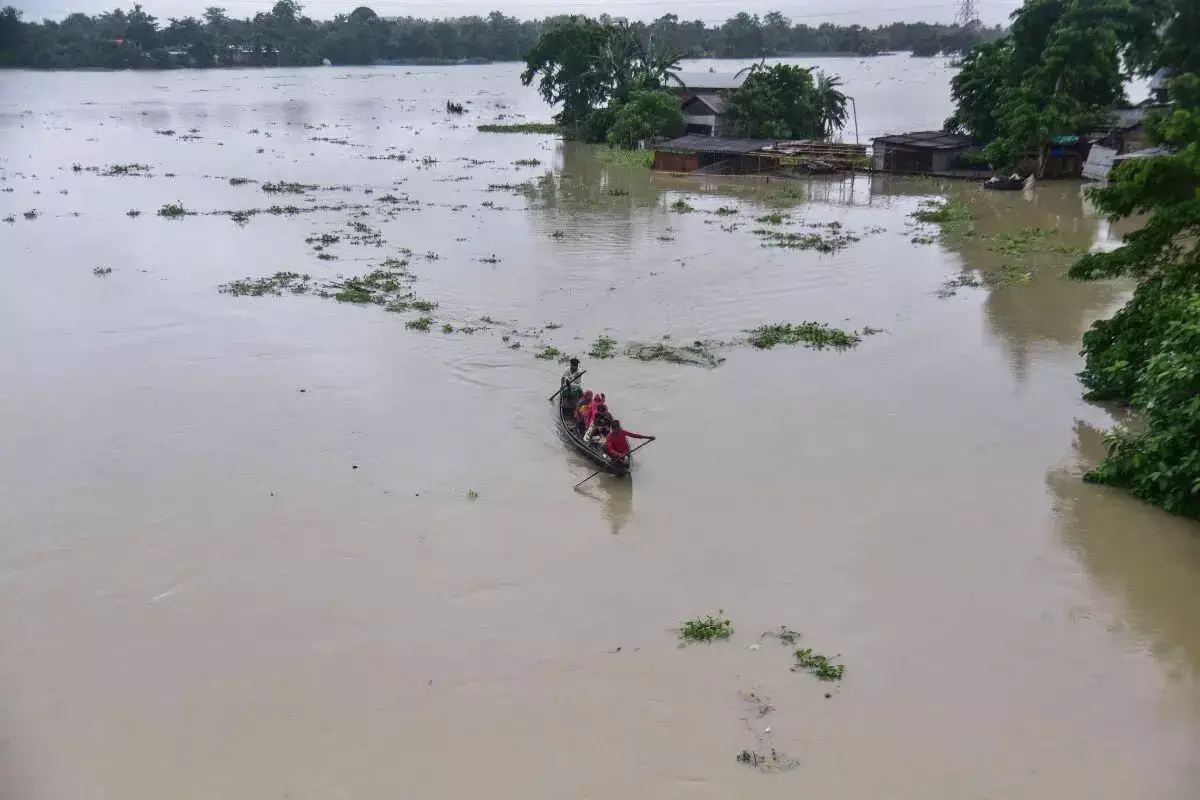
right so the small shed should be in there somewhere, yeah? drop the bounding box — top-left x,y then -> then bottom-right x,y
871,130 -> 974,174
652,135 -> 778,173
681,94 -> 730,137
672,72 -> 746,102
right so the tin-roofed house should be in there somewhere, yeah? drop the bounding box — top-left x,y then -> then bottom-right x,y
681,94 -> 731,137
871,130 -> 975,174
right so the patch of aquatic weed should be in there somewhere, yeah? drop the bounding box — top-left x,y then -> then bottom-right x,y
22,209 -> 38,220
626,340 -> 726,368
228,176 -> 255,186
592,146 -> 653,169
477,122 -> 560,134
756,211 -> 789,224
92,266 -> 113,276
156,202 -> 189,218
669,198 -> 694,213
712,205 -> 738,216
680,612 -> 732,644
752,223 -> 859,253
736,749 -> 800,772
534,345 -> 563,360
100,163 -> 152,177
219,271 -> 314,297
512,158 -> 542,167
936,273 -> 985,298
746,322 -> 864,350
989,227 -> 1085,257
262,181 -> 316,194
793,648 -> 845,681
983,262 -> 1033,287
588,334 -> 618,359
909,198 -> 974,236
405,315 -> 433,331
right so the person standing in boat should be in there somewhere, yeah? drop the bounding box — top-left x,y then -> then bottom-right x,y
560,357 -> 583,410
604,419 -> 653,464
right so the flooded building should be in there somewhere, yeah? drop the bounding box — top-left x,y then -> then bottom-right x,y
870,130 -> 975,174
651,135 -> 778,173
681,94 -> 730,137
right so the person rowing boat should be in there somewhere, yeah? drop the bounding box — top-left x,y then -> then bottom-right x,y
604,419 -> 654,465
559,357 -> 583,410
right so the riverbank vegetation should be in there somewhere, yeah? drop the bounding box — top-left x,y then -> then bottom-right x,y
0,4 -> 996,70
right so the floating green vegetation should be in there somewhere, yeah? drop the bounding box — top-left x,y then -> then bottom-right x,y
467,489 -> 479,500
756,212 -> 789,224
477,122 -> 561,134
441,323 -> 454,333
736,749 -> 800,772
317,252 -> 337,261
713,205 -> 738,216
911,233 -> 936,245
92,266 -> 113,276
936,273 -> 985,298
769,626 -> 802,645
910,198 -> 974,235
406,316 -> 433,331
102,163 -> 152,177
125,208 -> 141,217
228,177 -> 255,186
367,152 -> 407,161
219,271 -> 313,297
534,345 -> 563,360
409,298 -> 438,312
988,227 -> 1085,257
984,262 -> 1033,287
153,128 -> 175,136
22,209 -> 38,220
334,286 -> 373,303
71,163 -> 82,172
305,232 -> 341,247
793,648 -> 845,681
747,322 -> 863,350
680,612 -> 733,643
2,215 -> 14,224
626,340 -> 725,368
420,156 -> 438,165
589,334 -> 618,359
512,158 -> 542,166
262,181 -> 315,194
486,182 -> 534,195
670,198 -> 694,213
752,226 -> 859,253
605,186 -> 631,197
157,202 -> 188,218
593,146 -> 654,169
479,255 -> 501,264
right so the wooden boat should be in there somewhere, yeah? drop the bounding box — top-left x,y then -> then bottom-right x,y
555,397 -> 630,477
983,175 -> 1029,191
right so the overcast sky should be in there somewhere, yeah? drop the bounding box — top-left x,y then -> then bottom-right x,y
13,0 -> 1022,27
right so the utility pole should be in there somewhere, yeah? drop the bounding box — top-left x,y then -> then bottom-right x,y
954,0 -> 980,31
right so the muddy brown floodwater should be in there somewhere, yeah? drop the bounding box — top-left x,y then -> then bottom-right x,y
1,57 -> 1199,799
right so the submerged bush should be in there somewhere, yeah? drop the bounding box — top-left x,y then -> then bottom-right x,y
746,322 -> 863,350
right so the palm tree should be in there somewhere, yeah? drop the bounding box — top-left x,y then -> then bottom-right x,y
815,71 -> 849,138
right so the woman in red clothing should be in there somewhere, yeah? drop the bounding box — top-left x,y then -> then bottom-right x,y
604,419 -> 654,464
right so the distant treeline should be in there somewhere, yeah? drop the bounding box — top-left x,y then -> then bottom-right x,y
0,3 -> 1001,70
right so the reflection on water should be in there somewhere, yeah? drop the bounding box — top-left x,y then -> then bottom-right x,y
1048,421 -> 1200,691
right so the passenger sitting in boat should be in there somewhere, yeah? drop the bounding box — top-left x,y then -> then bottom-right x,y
581,392 -> 605,434
585,404 -> 611,444
605,419 -> 654,462
575,390 -> 594,432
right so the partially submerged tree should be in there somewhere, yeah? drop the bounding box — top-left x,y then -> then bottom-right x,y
724,63 -> 847,140
1070,73 -> 1200,516
605,88 -> 684,148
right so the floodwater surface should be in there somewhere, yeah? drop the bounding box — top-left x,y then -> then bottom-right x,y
1,57 -> 1199,799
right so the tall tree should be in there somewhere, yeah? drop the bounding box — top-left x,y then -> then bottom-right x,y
724,63 -> 829,139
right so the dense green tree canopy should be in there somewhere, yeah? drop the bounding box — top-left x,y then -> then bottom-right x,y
723,63 -> 847,140
605,89 -> 685,148
0,5 -> 999,69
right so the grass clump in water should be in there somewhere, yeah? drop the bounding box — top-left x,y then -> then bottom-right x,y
512,158 -> 542,166
534,345 -> 563,360
441,323 -> 454,333
477,122 -> 561,134
409,298 -> 438,312
626,340 -> 725,368
756,212 -> 788,224
228,177 -> 255,186
713,205 -> 738,216
670,198 -> 694,213
589,334 -> 618,359
92,266 -> 113,276
680,612 -> 733,643
220,271 -> 313,297
102,163 -> 152,177
752,225 -> 859,253
22,209 -> 38,220
126,209 -> 141,217
262,181 -> 315,194
157,202 -> 188,218
793,648 -> 845,681
593,146 -> 653,169
747,322 -> 862,350
406,316 -> 433,331
334,286 -> 373,303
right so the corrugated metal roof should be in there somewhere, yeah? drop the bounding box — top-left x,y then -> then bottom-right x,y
1114,146 -> 1172,161
673,71 -> 747,91
656,135 -> 777,155
682,94 -> 727,115
871,130 -> 973,150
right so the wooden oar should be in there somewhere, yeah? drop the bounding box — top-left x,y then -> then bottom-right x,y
573,437 -> 655,490
548,370 -> 586,403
